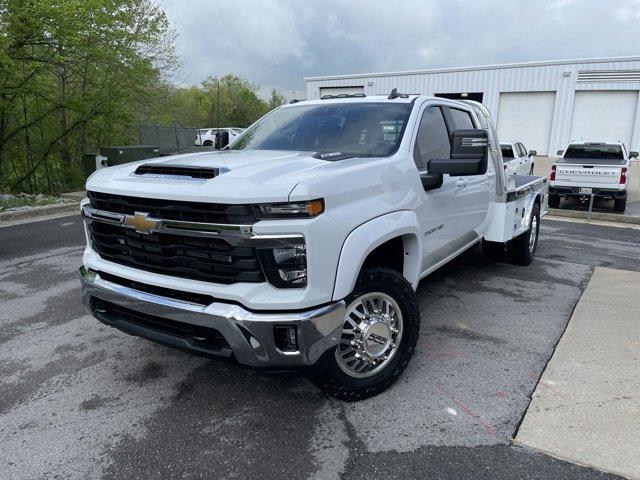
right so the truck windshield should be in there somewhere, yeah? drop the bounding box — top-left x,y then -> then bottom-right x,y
231,102 -> 413,158
564,145 -> 623,160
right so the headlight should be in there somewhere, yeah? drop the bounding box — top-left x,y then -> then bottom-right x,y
257,244 -> 307,288
255,199 -> 324,218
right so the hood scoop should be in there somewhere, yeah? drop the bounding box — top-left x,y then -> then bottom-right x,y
133,163 -> 220,180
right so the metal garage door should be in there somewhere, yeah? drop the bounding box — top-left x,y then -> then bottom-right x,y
497,92 -> 556,155
569,91 -> 638,147
319,86 -> 364,98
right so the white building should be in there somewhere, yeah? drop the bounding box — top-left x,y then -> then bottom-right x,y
305,56 -> 640,155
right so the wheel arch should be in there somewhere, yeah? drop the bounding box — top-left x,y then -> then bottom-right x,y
332,211 -> 422,301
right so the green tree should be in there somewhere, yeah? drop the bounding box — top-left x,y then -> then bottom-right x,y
0,0 -> 176,193
268,88 -> 287,110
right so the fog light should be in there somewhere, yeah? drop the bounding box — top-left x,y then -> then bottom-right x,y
274,326 -> 298,352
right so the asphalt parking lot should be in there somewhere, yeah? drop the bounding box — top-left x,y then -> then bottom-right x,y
1,214 -> 638,479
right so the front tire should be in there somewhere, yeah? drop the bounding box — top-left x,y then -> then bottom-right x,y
507,202 -> 540,265
315,268 -> 419,401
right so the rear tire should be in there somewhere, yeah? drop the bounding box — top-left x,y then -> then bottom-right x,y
547,194 -> 560,208
507,202 -> 540,265
314,268 -> 419,401
203,140 -> 213,146
613,196 -> 627,213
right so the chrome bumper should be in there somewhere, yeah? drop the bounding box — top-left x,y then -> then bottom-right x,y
79,267 -> 345,368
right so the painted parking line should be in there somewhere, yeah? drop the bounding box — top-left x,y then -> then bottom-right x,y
516,267 -> 640,480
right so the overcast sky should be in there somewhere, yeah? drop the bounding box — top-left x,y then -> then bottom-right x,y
160,0 -> 640,98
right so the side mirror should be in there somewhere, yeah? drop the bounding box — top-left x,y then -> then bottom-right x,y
428,129 -> 488,176
529,150 -> 537,157
556,149 -> 564,156
629,151 -> 638,159
420,172 -> 443,191
215,131 -> 230,149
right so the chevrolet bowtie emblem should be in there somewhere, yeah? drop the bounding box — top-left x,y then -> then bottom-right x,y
123,212 -> 162,234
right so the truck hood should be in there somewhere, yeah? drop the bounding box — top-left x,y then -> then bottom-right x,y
86,150 -> 338,203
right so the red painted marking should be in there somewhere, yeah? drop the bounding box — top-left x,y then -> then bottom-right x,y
436,385 -> 499,437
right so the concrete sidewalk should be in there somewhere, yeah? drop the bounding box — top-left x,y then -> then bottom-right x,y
516,267 -> 640,479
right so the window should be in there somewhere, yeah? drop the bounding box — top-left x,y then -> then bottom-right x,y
564,144 -> 623,160
501,145 -> 514,160
231,103 -> 413,158
449,108 -> 475,130
516,143 -> 527,157
414,107 -> 451,170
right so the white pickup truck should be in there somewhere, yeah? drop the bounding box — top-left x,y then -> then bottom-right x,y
549,141 -> 638,212
79,92 -> 547,400
501,141 -> 536,176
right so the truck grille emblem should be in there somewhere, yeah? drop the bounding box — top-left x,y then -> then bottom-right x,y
123,212 -> 162,234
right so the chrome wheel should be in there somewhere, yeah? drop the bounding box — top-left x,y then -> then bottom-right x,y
335,292 -> 403,378
529,215 -> 538,253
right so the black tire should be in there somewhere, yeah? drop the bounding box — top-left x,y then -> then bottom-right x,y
529,164 -> 534,175
547,194 -> 560,208
314,268 -> 419,401
613,196 -> 627,212
482,239 -> 506,262
507,202 -> 540,266
203,140 -> 213,146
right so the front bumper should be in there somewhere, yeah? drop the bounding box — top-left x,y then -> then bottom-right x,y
80,267 -> 345,368
549,186 -> 626,199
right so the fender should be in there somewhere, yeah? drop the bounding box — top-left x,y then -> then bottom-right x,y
332,210 -> 422,301
523,193 -> 541,227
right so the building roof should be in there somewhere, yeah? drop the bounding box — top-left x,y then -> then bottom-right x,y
304,56 -> 640,82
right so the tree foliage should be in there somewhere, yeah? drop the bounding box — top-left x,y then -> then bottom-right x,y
0,0 -> 286,194
143,75 -> 287,130
0,0 -> 176,193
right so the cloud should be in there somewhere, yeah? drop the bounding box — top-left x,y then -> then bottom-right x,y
160,0 -> 640,97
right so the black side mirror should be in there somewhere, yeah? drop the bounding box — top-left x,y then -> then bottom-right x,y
529,150 -> 537,157
556,149 -> 564,156
428,129 -> 488,176
420,172 -> 443,191
215,131 -> 230,149
630,151 -> 639,159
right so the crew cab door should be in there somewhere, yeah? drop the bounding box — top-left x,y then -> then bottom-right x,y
411,105 -> 469,271
442,106 -> 493,235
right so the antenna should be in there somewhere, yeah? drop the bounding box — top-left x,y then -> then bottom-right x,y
388,88 -> 408,99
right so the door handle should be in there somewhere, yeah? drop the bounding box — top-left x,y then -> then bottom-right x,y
487,172 -> 496,178
456,179 -> 468,188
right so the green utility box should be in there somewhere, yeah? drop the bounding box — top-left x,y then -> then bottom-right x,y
98,145 -> 160,167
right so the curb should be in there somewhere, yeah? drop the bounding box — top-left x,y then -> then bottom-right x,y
548,207 -> 640,225
60,191 -> 86,201
0,202 -> 80,222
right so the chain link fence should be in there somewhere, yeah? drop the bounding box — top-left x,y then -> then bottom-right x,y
138,124 -> 199,155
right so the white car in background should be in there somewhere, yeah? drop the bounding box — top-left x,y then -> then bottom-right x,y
194,128 -> 244,147
500,141 -> 536,176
